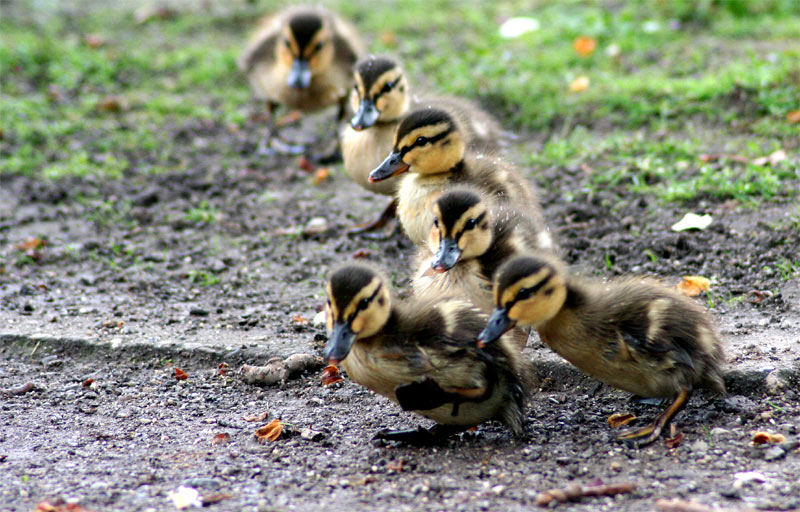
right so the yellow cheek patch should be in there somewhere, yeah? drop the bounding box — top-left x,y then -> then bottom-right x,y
351,316 -> 364,333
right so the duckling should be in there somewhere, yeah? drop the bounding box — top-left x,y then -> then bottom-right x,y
238,6 -> 365,154
477,255 -> 726,448
324,263 -> 531,443
342,56 -> 502,232
368,107 -> 539,245
412,186 -> 557,347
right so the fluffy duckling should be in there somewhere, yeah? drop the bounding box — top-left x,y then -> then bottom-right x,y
342,56 -> 502,232
478,255 -> 726,447
368,107 -> 539,245
413,187 -> 557,347
324,263 -> 531,443
238,6 -> 365,152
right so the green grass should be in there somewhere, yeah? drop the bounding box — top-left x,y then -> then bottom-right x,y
1,0 -> 798,204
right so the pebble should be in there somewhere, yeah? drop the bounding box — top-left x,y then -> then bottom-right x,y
189,307 -> 209,317
79,273 -> 99,286
210,259 -> 227,273
183,478 -> 220,489
763,446 -> 786,461
709,427 -> 730,437
722,395 -> 757,415
689,440 -> 709,454
765,370 -> 789,395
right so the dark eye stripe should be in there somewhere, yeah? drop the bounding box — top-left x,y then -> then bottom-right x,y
399,127 -> 452,156
509,270 -> 554,305
348,282 -> 383,321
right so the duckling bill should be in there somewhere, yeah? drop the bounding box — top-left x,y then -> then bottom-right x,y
324,263 -> 531,444
478,255 -> 726,448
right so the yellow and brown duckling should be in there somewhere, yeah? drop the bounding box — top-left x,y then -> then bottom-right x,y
324,263 -> 531,443
342,56 -> 502,232
412,186 -> 556,347
477,255 -> 726,447
368,107 -> 539,245
238,6 -> 365,154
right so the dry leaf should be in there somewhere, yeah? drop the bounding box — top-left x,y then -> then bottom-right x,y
211,432 -> 230,445
676,276 -> 711,297
351,248 -> 371,259
243,410 -> 269,422
573,36 -> 597,56
569,76 -> 590,93
387,459 -> 406,472
671,212 -> 712,231
607,412 -> 637,428
174,368 -> 188,381
752,431 -> 785,445
201,494 -> 232,506
664,431 -> 684,449
321,364 -> 344,386
96,95 -> 127,113
292,314 -> 309,325
83,33 -> 105,48
297,155 -> 315,173
312,167 -> 330,185
255,419 -> 283,442
82,378 -> 94,388
13,238 -> 46,251
218,362 -> 229,376
34,503 -> 92,512
787,110 -> 800,124
748,290 -> 773,304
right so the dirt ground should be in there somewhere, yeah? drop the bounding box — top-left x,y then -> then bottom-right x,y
1,106 -> 800,512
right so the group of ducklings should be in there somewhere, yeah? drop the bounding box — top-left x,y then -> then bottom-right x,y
240,6 -> 726,448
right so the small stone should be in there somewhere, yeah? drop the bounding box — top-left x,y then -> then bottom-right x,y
79,274 -> 99,286
720,486 -> 741,499
709,427 -> 730,437
763,446 -> 786,461
41,355 -> 62,367
722,395 -> 757,415
210,259 -> 227,273
690,440 -> 709,454
765,370 -> 789,395
182,478 -> 220,489
300,428 -> 325,442
190,307 -> 209,317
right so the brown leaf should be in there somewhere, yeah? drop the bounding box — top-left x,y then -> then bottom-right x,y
387,459 -> 406,472
83,33 -> 105,48
297,155 -> 315,173
607,413 -> 637,428
351,248 -> 371,259
34,502 -> 92,512
676,276 -> 710,297
243,410 -> 269,422
786,110 -> 800,124
748,290 -> 773,304
255,419 -> 283,442
218,362 -> 229,376
96,95 -> 128,113
664,431 -> 684,449
312,167 -> 330,185
82,378 -> 95,388
292,314 -> 309,325
174,368 -> 188,381
321,365 -> 343,386
210,432 -> 231,445
13,238 -> 46,251
201,494 -> 232,506
573,36 -> 597,57
752,431 -> 785,445
569,76 -> 590,93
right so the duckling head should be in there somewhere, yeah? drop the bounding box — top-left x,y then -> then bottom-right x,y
350,56 -> 410,130
429,187 -> 492,272
478,256 -> 567,347
279,11 -> 334,90
368,108 -> 466,182
324,264 -> 391,363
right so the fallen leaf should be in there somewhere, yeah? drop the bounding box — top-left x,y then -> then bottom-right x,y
243,410 -> 269,422
498,17 -> 540,38
292,314 -> 309,325
83,33 -> 105,48
96,95 -> 128,113
752,431 -> 785,445
312,167 -> 330,185
201,494 -> 232,506
379,30 -> 397,46
387,459 -> 406,472
569,76 -> 590,93
787,110 -> 800,124
351,248 -> 371,259
82,378 -> 94,388
255,419 -> 283,442
607,413 -> 637,428
168,486 -> 201,509
748,290 -> 773,304
676,276 -> 711,297
218,362 -> 229,376
321,364 -> 343,386
664,431 -> 684,449
34,503 -> 92,512
174,368 -> 188,381
297,155 -> 315,173
671,212 -> 712,231
573,36 -> 597,57
13,238 -> 46,251
210,432 -> 230,445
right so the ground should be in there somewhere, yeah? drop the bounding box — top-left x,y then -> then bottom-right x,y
1,0 -> 799,511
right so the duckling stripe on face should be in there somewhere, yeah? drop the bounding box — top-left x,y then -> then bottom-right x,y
500,267 -> 554,309
397,123 -> 453,156
288,13 -> 323,51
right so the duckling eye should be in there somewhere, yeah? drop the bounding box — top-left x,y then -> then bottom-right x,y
284,39 -> 291,48
516,287 -> 535,301
415,136 -> 428,146
380,79 -> 397,95
465,218 -> 478,230
359,297 -> 370,309
433,218 -> 439,228
314,41 -> 324,53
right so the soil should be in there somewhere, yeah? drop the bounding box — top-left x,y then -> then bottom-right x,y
1,109 -> 799,511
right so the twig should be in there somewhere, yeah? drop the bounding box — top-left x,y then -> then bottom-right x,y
1,382 -> 36,397
30,340 -> 41,356
536,482 -> 636,506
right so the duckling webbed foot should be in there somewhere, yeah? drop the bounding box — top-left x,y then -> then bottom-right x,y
347,199 -> 398,235
616,388 -> 691,448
